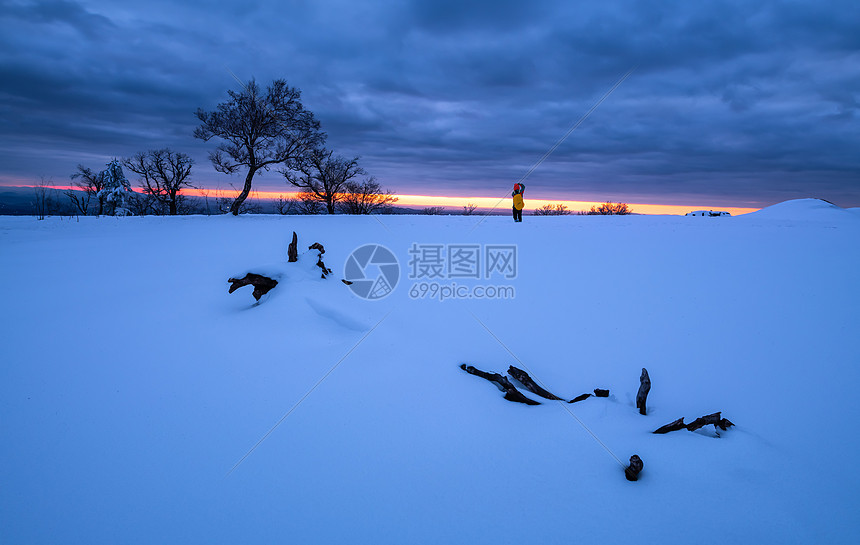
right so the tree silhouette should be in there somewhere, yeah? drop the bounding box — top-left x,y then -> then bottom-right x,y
194,79 -> 324,215
123,149 -> 194,215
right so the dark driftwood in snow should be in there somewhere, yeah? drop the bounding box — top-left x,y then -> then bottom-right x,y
653,417 -> 687,434
593,388 -> 610,398
687,412 -> 734,432
569,393 -> 592,403
636,368 -> 651,415
653,412 -> 735,435
625,455 -> 644,481
307,242 -> 332,278
316,255 -> 332,278
228,273 -> 278,301
507,366 -> 564,400
460,364 -> 540,405
288,232 -> 298,263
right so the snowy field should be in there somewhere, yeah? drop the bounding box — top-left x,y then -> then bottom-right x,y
1,198 -> 859,544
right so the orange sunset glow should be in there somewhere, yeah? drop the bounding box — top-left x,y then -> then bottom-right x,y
178,187 -> 760,216
32,184 -> 760,216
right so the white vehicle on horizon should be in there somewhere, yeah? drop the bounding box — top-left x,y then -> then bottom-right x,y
686,210 -> 731,217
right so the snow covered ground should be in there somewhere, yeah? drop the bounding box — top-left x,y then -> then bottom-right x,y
1,199 -> 858,544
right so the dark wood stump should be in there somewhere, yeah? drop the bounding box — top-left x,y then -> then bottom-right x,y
625,455 -> 643,481
287,232 -> 298,262
228,273 -> 278,301
460,364 -> 540,405
636,368 -> 651,415
593,388 -> 610,397
507,366 -> 564,400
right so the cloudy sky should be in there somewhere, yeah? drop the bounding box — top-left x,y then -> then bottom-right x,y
1,0 -> 858,207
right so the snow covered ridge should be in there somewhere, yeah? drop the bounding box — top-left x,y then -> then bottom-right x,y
740,197 -> 857,220
1,198 -> 859,544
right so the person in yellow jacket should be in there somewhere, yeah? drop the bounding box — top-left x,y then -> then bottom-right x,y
512,183 -> 525,222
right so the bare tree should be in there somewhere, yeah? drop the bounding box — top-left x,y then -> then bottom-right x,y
339,177 -> 397,214
123,149 -> 194,215
422,206 -> 446,215
33,177 -> 57,220
64,186 -> 91,216
534,203 -> 571,216
194,79 -> 325,215
283,149 -> 364,214
126,192 -> 159,216
69,164 -> 105,215
585,202 -> 632,215
275,195 -> 297,215
462,203 -> 478,215
213,185 -> 262,214
296,191 -> 324,214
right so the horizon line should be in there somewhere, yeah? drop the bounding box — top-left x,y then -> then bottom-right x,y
5,183 -> 760,215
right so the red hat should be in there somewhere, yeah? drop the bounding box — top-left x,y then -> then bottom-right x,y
514,184 -> 521,191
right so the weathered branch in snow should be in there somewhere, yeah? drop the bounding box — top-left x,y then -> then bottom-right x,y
653,412 -> 735,435
316,255 -> 332,278
288,232 -> 298,262
567,388 -> 611,403
653,417 -> 687,434
686,412 -> 734,432
460,364 -> 540,405
308,242 -> 331,278
636,368 -> 651,415
625,455 -> 644,481
507,366 -> 564,400
228,273 -> 278,301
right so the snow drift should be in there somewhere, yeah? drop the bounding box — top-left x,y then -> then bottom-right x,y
1,199 -> 858,544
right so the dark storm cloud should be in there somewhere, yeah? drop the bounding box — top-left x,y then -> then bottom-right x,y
1,0 -> 115,37
0,0 -> 857,207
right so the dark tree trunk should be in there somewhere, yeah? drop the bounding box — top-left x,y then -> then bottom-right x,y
169,196 -> 177,216
230,167 -> 257,215
288,232 -> 298,262
507,366 -> 564,400
228,273 -> 278,301
636,368 -> 651,415
625,455 -> 644,481
460,364 -> 540,405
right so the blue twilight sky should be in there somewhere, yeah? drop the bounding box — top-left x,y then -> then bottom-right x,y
0,0 -> 858,207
